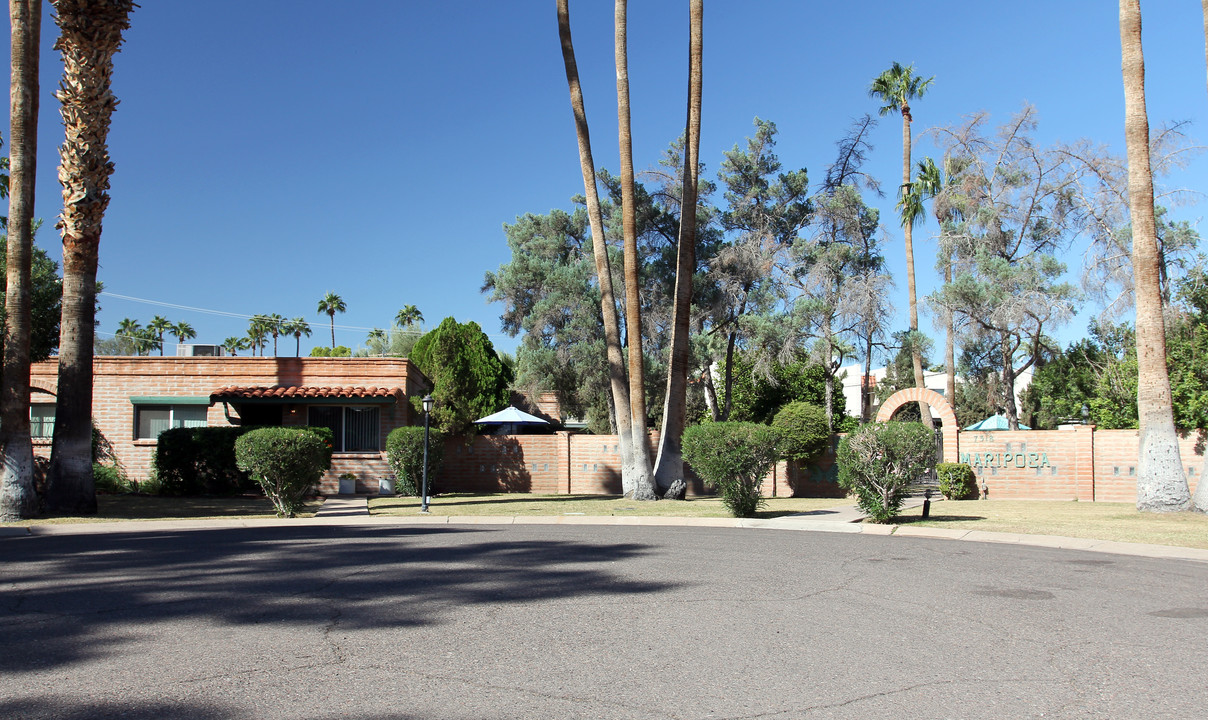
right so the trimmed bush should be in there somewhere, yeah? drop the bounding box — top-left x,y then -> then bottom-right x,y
836,422 -> 936,523
937,462 -> 978,500
681,422 -> 779,517
771,401 -> 830,463
235,427 -> 331,517
386,426 -> 445,497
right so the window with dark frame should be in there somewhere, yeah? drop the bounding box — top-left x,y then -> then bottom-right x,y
307,406 -> 380,452
135,404 -> 207,440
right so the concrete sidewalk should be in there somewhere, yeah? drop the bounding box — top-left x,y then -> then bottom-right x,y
6,496 -> 1207,563
311,495 -> 370,518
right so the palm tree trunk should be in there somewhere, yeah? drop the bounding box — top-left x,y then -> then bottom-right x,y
558,0 -> 635,495
45,0 -> 135,515
653,0 -> 702,498
329,314 -> 336,348
1119,0 -> 1190,512
944,260 -> 956,410
0,0 -> 41,521
1203,0 -> 1208,99
901,109 -> 933,429
614,0 -> 656,501
1201,0 -> 1208,513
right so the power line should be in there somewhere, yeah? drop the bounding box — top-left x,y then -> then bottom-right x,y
96,291 -> 508,341
98,291 -> 422,335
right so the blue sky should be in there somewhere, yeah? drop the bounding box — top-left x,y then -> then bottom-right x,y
5,1 -> 1208,358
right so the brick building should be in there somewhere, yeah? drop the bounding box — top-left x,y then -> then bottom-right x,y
30,356 -> 430,495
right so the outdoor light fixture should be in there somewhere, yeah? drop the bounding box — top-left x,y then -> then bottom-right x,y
420,394 -> 434,513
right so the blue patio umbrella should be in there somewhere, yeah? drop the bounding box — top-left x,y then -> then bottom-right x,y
964,413 -> 1029,431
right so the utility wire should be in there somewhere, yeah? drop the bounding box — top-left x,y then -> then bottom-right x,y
99,291 -> 430,336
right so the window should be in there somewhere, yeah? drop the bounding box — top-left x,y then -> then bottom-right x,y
31,404 -> 55,439
135,405 -> 208,439
307,406 -> 380,452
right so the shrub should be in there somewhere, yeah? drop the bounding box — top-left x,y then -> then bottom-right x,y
156,424 -> 332,496
771,401 -> 830,463
309,346 -> 352,357
681,422 -> 779,517
235,427 -> 331,517
937,462 -> 978,500
156,426 -> 258,495
836,421 -> 936,523
386,426 -> 445,497
92,463 -> 131,494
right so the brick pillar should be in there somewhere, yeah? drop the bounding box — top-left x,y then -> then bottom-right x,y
561,431 -> 572,494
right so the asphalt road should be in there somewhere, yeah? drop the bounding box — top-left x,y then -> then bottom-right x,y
2,523 -> 1206,719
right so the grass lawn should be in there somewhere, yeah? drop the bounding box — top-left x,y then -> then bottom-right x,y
896,499 -> 1208,549
7,492 -> 1207,551
369,493 -> 845,519
2,494 -> 322,525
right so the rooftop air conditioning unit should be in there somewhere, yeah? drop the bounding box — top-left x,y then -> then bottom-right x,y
176,344 -> 224,357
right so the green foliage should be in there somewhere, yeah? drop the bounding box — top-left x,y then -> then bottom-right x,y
936,462 -> 977,500
155,426 -> 260,495
771,401 -> 830,463
1019,322 -> 1139,430
718,351 -> 845,426
681,422 -> 779,517
0,235 -> 62,362
385,426 -> 445,497
92,463 -> 131,494
235,427 -> 331,518
836,422 -> 935,523
410,317 -> 513,435
310,345 -> 352,357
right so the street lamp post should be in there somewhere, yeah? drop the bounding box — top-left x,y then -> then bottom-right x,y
420,394 -> 434,513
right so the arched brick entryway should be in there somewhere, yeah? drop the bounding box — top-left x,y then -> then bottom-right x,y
875,388 -> 958,463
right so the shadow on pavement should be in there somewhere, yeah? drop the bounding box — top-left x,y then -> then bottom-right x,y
0,525 -> 679,676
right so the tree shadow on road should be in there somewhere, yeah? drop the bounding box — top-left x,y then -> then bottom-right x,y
0,525 -> 679,676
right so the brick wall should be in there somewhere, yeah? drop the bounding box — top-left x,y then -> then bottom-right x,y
435,431 -> 846,499
31,356 -> 429,495
957,425 -> 1201,502
31,356 -> 1206,504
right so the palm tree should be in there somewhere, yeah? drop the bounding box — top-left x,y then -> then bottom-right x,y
264,313 -> 284,356
367,328 -> 386,355
1119,0 -> 1191,512
0,0 -> 42,520
285,317 -> 310,356
221,336 -> 247,357
317,292 -> 345,349
901,157 -> 953,403
115,317 -> 142,355
169,321 -> 195,351
247,315 -> 269,357
45,0 -> 136,515
614,0 -> 656,501
147,315 -> 172,357
136,328 -> 159,356
557,0 -> 636,495
870,61 -> 934,428
395,305 -> 423,328
653,0 -> 703,499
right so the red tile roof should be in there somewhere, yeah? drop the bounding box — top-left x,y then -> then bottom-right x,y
210,386 -> 405,402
